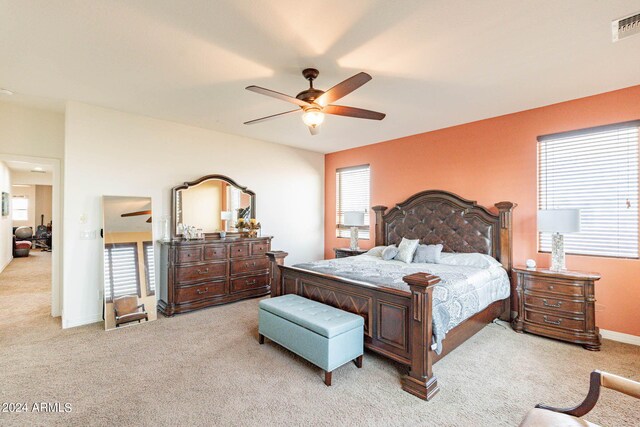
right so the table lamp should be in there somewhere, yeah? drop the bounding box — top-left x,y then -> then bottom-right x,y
344,211 -> 365,250
538,209 -> 580,271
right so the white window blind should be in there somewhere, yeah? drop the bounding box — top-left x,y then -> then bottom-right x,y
143,241 -> 155,296
538,121 -> 639,258
336,165 -> 370,238
104,243 -> 141,302
12,197 -> 28,221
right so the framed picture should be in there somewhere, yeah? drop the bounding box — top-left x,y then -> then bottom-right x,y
1,192 -> 8,216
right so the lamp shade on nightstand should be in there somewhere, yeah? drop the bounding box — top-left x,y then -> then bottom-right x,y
538,209 -> 580,233
343,211 -> 365,226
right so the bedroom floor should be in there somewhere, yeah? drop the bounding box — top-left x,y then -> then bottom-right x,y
1,267 -> 639,427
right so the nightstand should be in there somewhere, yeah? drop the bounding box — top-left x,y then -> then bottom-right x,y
512,266 -> 601,350
333,248 -> 367,258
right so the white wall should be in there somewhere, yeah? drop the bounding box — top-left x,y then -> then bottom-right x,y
63,101 -> 324,328
0,161 -> 12,273
0,100 -> 65,317
10,170 -> 53,186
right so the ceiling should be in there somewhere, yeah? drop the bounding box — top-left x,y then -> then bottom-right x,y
5,160 -> 53,173
103,197 -> 153,233
1,1 -> 640,154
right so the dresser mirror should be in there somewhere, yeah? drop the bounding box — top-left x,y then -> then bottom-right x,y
102,196 -> 157,331
172,175 -> 255,238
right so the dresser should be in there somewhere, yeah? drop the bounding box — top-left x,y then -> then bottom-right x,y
333,247 -> 368,258
158,237 -> 272,316
512,266 -> 601,350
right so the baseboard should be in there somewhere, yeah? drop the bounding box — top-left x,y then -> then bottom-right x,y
601,329 -> 640,346
62,314 -> 102,329
0,256 -> 12,274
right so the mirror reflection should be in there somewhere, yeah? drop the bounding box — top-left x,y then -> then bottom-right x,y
175,177 -> 254,236
102,196 -> 156,331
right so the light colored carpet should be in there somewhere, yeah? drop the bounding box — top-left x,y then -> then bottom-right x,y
1,253 -> 638,426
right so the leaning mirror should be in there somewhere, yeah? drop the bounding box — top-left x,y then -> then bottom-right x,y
172,175 -> 255,238
102,196 -> 156,331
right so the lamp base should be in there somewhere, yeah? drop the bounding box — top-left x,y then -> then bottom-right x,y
550,233 -> 566,271
349,227 -> 360,251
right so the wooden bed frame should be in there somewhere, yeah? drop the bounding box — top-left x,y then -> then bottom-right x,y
267,190 -> 516,400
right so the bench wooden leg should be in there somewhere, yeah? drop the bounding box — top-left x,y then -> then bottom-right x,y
354,355 -> 363,368
324,370 -> 332,386
258,334 -> 265,344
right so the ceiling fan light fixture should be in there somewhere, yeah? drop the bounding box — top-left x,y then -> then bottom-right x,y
302,107 -> 324,128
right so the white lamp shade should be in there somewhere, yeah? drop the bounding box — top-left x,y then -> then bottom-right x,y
343,211 -> 365,226
538,209 -> 580,233
220,211 -> 233,221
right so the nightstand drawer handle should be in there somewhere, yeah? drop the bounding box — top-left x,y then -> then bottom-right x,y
543,315 -> 562,326
543,299 -> 563,308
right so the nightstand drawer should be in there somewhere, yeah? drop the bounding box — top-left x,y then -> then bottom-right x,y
525,309 -> 584,332
524,293 -> 584,315
524,278 -> 584,297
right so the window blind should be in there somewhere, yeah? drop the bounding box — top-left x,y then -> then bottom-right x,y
104,243 -> 141,302
143,241 -> 155,296
12,197 -> 28,221
336,165 -> 370,238
538,121 -> 640,258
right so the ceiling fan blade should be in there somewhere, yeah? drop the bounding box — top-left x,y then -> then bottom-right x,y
308,126 -> 319,136
315,72 -> 372,107
323,105 -> 385,120
146,217 -> 152,223
121,210 -> 152,217
244,109 -> 300,125
246,86 -> 310,107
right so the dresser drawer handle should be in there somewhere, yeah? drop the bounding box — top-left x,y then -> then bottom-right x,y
246,279 -> 257,285
543,299 -> 563,308
187,253 -> 192,257
543,315 -> 562,326
196,287 -> 209,295
548,285 -> 554,290
197,268 -> 209,275
246,262 -> 257,267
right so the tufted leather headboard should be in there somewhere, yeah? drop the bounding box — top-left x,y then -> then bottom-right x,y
372,190 -> 516,271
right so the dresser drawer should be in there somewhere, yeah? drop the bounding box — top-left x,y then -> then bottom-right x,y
177,247 -> 202,263
524,278 -> 584,297
525,309 -> 584,332
230,257 -> 269,275
230,244 -> 250,258
204,245 -> 227,260
230,274 -> 269,293
524,293 -> 584,315
175,281 -> 226,303
251,241 -> 270,256
176,261 -> 227,283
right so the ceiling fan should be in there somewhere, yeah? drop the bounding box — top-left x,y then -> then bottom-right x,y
244,68 -> 385,135
121,210 -> 152,223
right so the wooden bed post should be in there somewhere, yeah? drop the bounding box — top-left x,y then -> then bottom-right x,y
495,201 -> 516,321
372,205 -> 387,246
266,251 -> 288,297
401,272 -> 441,401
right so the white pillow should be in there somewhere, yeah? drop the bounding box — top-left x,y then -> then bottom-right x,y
439,252 -> 502,269
366,246 -> 386,258
394,238 -> 420,264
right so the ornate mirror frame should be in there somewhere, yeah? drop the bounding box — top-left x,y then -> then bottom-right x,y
171,174 -> 256,239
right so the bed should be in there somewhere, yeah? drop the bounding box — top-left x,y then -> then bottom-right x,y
267,190 -> 516,400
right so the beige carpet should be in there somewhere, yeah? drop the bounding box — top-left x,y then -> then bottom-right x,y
1,253 -> 638,427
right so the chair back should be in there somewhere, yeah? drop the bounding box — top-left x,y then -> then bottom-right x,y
113,295 -> 139,316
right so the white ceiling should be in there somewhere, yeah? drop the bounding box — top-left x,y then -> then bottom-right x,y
103,196 -> 153,233
1,1 -> 640,153
5,160 -> 53,173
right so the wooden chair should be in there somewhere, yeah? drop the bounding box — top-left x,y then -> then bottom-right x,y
520,370 -> 640,426
113,295 -> 148,327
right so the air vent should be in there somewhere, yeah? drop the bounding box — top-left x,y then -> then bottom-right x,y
30,169 -> 46,173
612,12 -> 640,42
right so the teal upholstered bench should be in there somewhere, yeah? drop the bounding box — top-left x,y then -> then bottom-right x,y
258,294 -> 364,386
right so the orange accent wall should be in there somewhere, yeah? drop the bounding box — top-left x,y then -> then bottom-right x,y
325,85 -> 640,337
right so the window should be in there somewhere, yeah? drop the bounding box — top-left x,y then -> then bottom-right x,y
12,197 -> 28,221
104,243 -> 141,302
143,241 -> 155,296
538,121 -> 639,258
336,165 -> 370,239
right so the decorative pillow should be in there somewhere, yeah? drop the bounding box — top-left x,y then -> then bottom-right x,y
394,238 -> 420,264
438,252 -> 502,269
412,244 -> 443,264
366,246 -> 386,258
381,245 -> 399,261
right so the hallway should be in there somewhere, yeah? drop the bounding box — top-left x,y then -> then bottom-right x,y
0,251 -> 59,344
